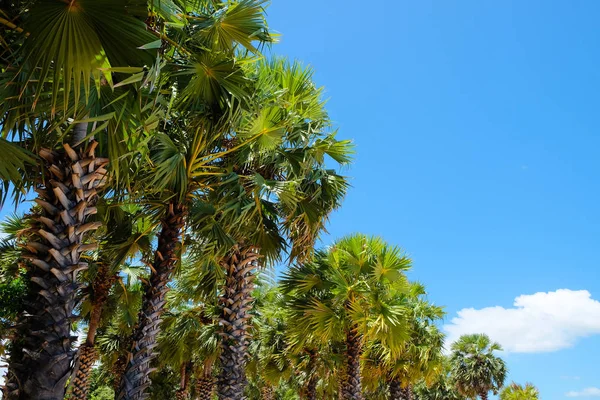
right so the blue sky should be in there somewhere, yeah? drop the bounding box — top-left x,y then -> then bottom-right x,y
264,0 -> 600,398
1,1 -> 599,398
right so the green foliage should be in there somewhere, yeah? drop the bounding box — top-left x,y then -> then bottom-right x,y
450,334 -> 508,398
89,385 -> 115,400
500,382 -> 540,400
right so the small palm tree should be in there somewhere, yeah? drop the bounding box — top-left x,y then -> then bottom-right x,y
283,234 -> 412,400
450,334 -> 507,400
363,283 -> 445,400
500,383 -> 539,400
413,357 -> 465,400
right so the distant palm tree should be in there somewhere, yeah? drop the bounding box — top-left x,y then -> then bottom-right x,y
499,382 -> 539,400
283,234 -> 412,400
413,357 -> 465,400
450,334 -> 507,400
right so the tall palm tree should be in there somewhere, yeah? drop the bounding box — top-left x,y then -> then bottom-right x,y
195,59 -> 352,400
450,334 -> 507,400
282,234 -> 412,400
499,383 -> 539,400
117,2 -> 276,398
0,1 -> 165,397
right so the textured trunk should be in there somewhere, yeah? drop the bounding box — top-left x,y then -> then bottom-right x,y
216,245 -> 259,400
195,376 -> 214,400
304,349 -> 318,400
175,362 -> 192,400
118,201 -> 186,400
480,391 -> 488,400
342,327 -> 363,400
306,375 -> 318,400
388,379 -> 402,400
3,141 -> 107,400
68,264 -> 116,400
261,385 -> 274,400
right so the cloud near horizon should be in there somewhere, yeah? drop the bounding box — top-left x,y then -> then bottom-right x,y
444,289 -> 600,353
566,387 -> 600,397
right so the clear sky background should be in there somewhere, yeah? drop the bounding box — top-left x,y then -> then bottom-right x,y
1,1 -> 599,399
265,0 -> 600,399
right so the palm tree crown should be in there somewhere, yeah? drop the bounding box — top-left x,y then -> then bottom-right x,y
450,334 -> 507,400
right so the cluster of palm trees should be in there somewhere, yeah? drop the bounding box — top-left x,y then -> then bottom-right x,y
0,1 -> 540,400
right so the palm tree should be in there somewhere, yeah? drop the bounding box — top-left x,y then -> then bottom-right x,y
67,204 -> 154,399
196,59 -> 351,400
117,2 -> 276,397
450,334 -> 507,400
363,283 -> 445,400
0,1 -> 167,397
413,357 -> 465,400
499,383 -> 539,400
282,234 -> 412,400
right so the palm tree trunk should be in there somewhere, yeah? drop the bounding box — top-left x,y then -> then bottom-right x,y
261,385 -> 275,400
216,245 -> 259,400
176,362 -> 192,400
68,264 -> 116,400
3,140 -> 107,400
304,349 -> 318,400
118,201 -> 187,400
388,379 -> 402,400
480,391 -> 489,400
306,375 -> 318,400
342,327 -> 363,400
195,376 -> 214,400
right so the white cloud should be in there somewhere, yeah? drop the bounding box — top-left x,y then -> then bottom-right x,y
566,387 -> 600,397
444,289 -> 600,353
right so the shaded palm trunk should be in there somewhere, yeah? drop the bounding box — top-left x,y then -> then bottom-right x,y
304,349 -> 318,400
342,327 -> 363,400
216,245 -> 259,400
68,264 -> 117,399
388,379 -> 402,400
176,362 -> 193,400
480,391 -> 489,400
3,141 -> 107,400
195,376 -> 214,400
305,375 -> 318,400
261,385 -> 275,400
118,201 -> 186,400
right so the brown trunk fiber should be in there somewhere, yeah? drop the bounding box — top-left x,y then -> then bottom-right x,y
3,141 -> 107,400
216,245 -> 259,400
304,349 -> 318,400
68,264 -> 116,400
480,391 -> 489,400
388,379 -> 402,400
342,327 -> 363,400
118,201 -> 186,400
306,375 -> 318,400
176,362 -> 192,400
261,385 -> 274,400
195,376 -> 214,400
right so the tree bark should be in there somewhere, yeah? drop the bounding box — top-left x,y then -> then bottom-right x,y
176,362 -> 192,400
480,391 -> 488,400
306,375 -> 318,400
195,375 -> 214,400
216,245 -> 259,400
261,385 -> 274,400
3,141 -> 107,400
68,264 -> 116,400
118,201 -> 186,400
389,379 -> 402,400
342,327 -> 363,400
304,349 -> 318,400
